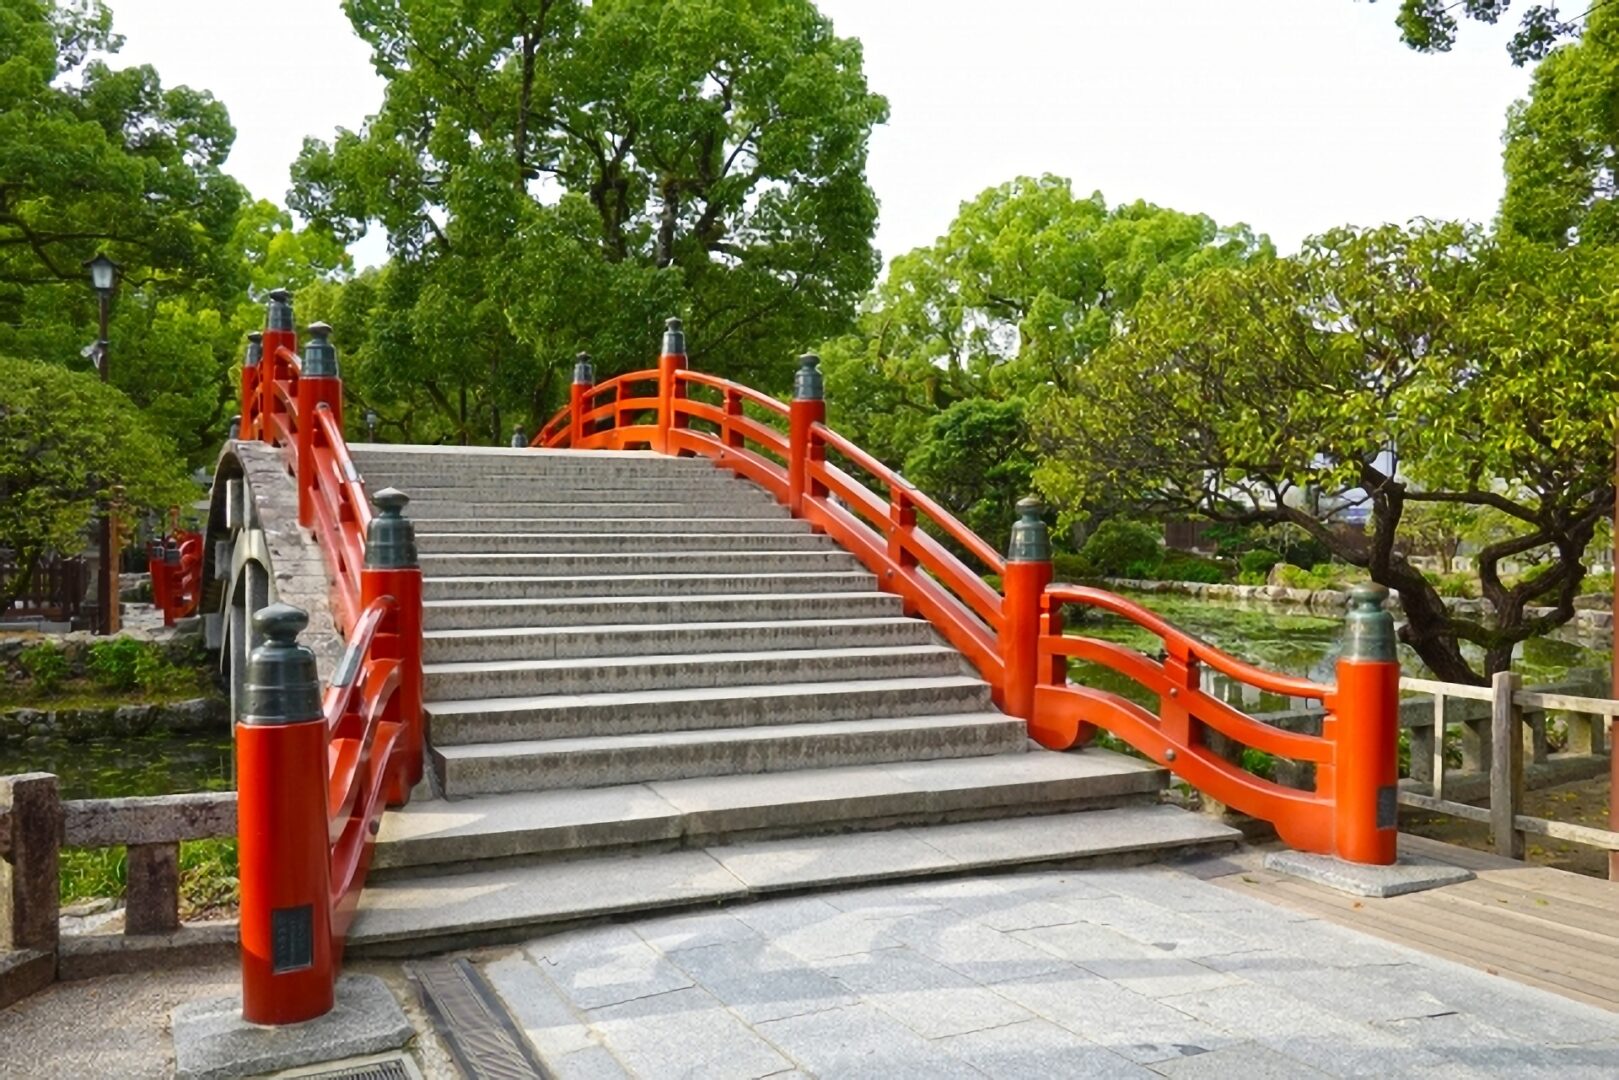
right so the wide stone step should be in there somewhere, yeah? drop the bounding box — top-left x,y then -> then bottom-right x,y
351,445 -> 720,474
348,803 -> 1240,954
433,713 -> 1029,796
413,519 -> 810,550
416,532 -> 836,556
372,750 -> 1167,874
420,590 -> 903,630
423,617 -> 938,663
404,502 -> 792,524
425,675 -> 995,744
419,550 -> 859,581
423,570 -> 878,603
422,645 -> 968,702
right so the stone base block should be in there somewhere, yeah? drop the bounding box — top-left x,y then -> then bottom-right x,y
1264,849 -> 1474,898
0,949 -> 55,1010
170,973 -> 414,1079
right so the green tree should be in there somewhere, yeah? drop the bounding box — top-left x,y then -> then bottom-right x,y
1035,222 -> 1619,684
1371,0 -> 1606,64
291,0 -> 887,444
0,356 -> 189,607
821,176 -> 1269,535
900,398 -> 1034,552
1499,3 -> 1619,244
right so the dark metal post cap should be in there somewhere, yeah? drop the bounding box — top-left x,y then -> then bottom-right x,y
794,353 -> 824,402
1342,582 -> 1396,662
253,602 -> 309,643
365,487 -> 418,569
266,288 -> 294,331
573,352 -> 595,385
243,603 -> 322,726
1007,497 -> 1052,563
301,321 -> 338,377
244,331 -> 264,368
662,317 -> 686,357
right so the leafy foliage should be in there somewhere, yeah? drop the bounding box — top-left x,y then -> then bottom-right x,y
19,641 -> 68,694
899,398 -> 1033,552
1079,519 -> 1163,578
1374,0 -> 1602,64
1035,222 -> 1619,683
291,0 -> 887,443
821,176 -> 1270,470
0,357 -> 189,606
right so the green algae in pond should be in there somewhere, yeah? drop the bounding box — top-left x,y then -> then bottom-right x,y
0,731 -> 233,800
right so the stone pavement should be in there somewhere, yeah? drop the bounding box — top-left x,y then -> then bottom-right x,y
482,857 -> 1619,1079
5,858 -> 1618,1078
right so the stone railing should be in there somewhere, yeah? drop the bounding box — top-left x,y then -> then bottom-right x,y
0,772 -> 237,1008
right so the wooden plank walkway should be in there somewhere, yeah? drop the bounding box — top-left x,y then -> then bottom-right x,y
1210,834 -> 1619,1013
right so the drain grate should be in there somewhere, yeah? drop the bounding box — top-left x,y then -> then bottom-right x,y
297,1054 -> 419,1080
409,957 -> 551,1079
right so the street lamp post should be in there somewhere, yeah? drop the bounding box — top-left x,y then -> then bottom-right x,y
84,253 -> 121,635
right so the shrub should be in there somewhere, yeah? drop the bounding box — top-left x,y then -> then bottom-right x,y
87,637 -> 146,691
1581,572 -> 1614,596
1272,564 -> 1338,591
1156,550 -> 1227,583
1239,548 -> 1283,577
1080,519 -> 1161,578
19,642 -> 68,694
1236,570 -> 1268,586
1050,553 -> 1097,583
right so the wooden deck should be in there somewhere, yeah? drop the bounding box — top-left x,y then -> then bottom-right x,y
1210,834 -> 1619,1013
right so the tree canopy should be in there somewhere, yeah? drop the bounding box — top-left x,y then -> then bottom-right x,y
291,0 -> 887,444
1373,0 -> 1608,64
0,355 -> 189,606
1033,223 -> 1619,683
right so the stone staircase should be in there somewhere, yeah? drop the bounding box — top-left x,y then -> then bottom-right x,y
342,445 -> 1236,953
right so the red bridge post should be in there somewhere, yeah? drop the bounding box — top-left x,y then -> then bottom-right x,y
570,352 -> 594,448
1002,498 -> 1053,719
237,603 -> 335,1024
1329,583 -> 1401,865
789,353 -> 825,517
260,289 -> 296,446
295,323 -> 343,528
363,488 -> 424,802
657,318 -> 687,453
239,332 -> 262,440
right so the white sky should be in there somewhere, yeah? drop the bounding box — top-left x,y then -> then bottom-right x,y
107,0 -> 1534,269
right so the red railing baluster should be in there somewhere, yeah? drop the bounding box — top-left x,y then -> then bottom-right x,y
657,318 -> 687,453
1001,498 -> 1053,721
789,353 -> 825,517
295,323 -> 342,528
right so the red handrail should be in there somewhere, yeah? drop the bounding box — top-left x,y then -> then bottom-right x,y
528,323 -> 1400,868
148,529 -> 204,626
236,301 -> 424,1025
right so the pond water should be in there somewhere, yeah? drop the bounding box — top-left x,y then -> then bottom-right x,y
1066,592 -> 1611,713
0,729 -> 233,800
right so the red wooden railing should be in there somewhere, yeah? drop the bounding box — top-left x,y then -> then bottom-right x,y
232,290 -> 423,1024
536,318 -> 1401,867
148,528 -> 204,626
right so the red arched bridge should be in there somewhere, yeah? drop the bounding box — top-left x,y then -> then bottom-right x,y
156,292 -> 1399,1025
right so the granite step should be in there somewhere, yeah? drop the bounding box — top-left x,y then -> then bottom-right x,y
425,675 -> 996,745
415,531 -> 836,556
404,502 -> 792,524
348,802 -> 1241,954
422,645 -> 969,702
422,570 -> 877,603
434,713 -> 1029,796
420,590 -> 903,630
374,749 -> 1167,874
419,550 -> 861,582
423,616 -> 938,663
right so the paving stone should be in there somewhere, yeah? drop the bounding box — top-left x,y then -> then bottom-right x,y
545,1045 -> 634,1080
1159,980 -> 1449,1077
1265,849 -> 1474,897
1148,1041 -> 1332,1078
482,951 -> 603,1061
1364,956 -> 1619,1047
754,1001 -> 985,1079
988,968 -> 1237,1065
1053,894 -> 1254,958
587,986 -> 792,1080
866,875 -> 1091,932
632,909 -> 763,955
730,895 -> 902,961
815,946 -> 1033,1038
666,938 -> 856,1023
527,924 -> 694,1011
883,909 -> 1075,983
1013,921 -> 1239,998
942,1018 -> 1158,1078
169,974 -> 413,1080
